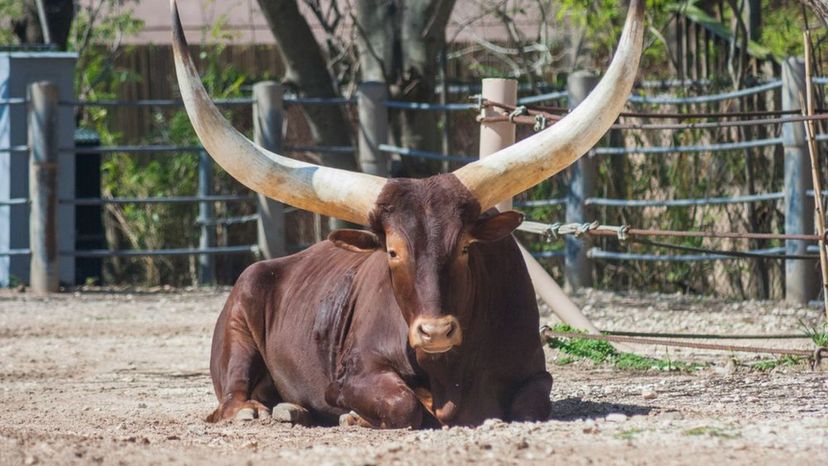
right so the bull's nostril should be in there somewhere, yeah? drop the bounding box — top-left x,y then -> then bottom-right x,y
417,324 -> 430,339
446,323 -> 455,338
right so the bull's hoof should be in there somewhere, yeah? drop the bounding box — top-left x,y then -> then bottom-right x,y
271,403 -> 312,426
221,400 -> 270,422
339,411 -> 372,428
234,407 -> 256,421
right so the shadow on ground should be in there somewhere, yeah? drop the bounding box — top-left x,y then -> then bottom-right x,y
550,397 -> 654,420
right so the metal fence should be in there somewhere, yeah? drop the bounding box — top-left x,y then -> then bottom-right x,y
2,61 -> 827,299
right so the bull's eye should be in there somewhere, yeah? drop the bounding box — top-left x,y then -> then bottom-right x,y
461,245 -> 469,255
388,250 -> 398,259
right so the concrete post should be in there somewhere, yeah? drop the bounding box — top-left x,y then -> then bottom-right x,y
479,78 -> 517,212
28,82 -> 59,293
197,150 -> 215,285
565,71 -> 599,292
357,82 -> 389,177
782,58 -> 817,304
253,81 -> 286,259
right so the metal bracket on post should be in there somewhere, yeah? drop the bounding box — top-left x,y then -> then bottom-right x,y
254,82 -> 286,260
28,81 -> 59,293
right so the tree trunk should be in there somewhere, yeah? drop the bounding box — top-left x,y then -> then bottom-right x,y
256,0 -> 357,173
256,0 -> 359,229
12,0 -> 74,50
356,0 -> 456,178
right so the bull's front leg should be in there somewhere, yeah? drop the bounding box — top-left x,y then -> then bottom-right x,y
328,370 -> 424,429
509,371 -> 553,422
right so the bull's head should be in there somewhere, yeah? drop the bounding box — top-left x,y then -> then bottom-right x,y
327,176 -> 524,354
170,0 -> 644,354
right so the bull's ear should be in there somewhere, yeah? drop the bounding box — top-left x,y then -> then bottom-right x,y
328,229 -> 381,252
471,211 -> 524,242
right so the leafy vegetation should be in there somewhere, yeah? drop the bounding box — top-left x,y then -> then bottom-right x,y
802,321 -> 828,347
682,425 -> 741,439
748,355 -> 803,371
545,324 -> 705,371
615,427 -> 646,440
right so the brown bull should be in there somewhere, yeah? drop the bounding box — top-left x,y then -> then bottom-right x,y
170,0 -> 644,428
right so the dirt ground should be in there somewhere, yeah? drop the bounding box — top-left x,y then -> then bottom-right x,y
0,288 -> 826,466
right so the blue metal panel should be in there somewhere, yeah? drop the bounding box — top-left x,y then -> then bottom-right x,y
0,51 -> 77,286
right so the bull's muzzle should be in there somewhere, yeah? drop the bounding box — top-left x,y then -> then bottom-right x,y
409,316 -> 462,353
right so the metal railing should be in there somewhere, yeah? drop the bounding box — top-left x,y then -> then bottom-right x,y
2,72 -> 827,292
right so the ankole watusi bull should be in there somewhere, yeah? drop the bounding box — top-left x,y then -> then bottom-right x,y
170,0 -> 644,427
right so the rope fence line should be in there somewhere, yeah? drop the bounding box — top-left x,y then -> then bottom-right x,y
517,220 -> 824,262
480,98 -> 828,132
540,328 -> 823,361
604,330 -> 811,340
519,220 -> 823,242
625,238 -> 812,261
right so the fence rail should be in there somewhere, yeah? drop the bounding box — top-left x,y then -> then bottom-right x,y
583,192 -> 785,208
588,246 -> 787,262
628,80 -> 783,104
64,245 -> 258,258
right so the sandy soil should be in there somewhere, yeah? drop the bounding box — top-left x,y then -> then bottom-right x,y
0,289 -> 826,466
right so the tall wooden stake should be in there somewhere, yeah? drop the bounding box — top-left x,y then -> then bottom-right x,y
28,81 -> 59,293
803,33 -> 828,319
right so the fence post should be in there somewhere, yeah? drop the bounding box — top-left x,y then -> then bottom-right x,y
197,151 -> 215,285
253,81 -> 286,260
565,71 -> 598,292
357,82 -> 389,177
28,81 -> 59,293
479,78 -> 517,211
781,57 -> 817,303
477,77 -> 602,335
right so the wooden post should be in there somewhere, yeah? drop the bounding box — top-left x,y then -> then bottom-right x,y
197,150 -> 215,285
479,78 -> 517,212
356,82 -> 389,177
565,71 -> 598,292
28,81 -> 59,293
478,78 -> 602,335
781,57 -> 817,303
253,81 -> 286,259
802,34 -> 828,320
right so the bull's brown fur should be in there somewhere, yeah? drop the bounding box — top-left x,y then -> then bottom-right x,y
208,175 -> 552,427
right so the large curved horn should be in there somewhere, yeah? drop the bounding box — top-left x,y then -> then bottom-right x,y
170,0 -> 384,225
453,0 -> 645,211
